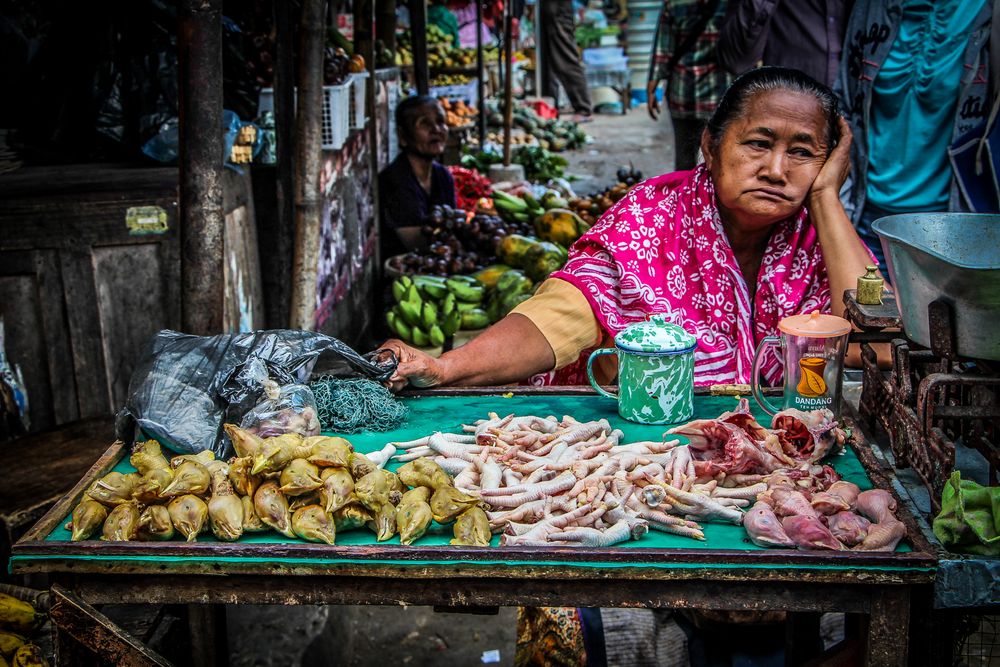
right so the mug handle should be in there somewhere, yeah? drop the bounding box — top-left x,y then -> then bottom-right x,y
751,336 -> 782,416
586,348 -> 618,399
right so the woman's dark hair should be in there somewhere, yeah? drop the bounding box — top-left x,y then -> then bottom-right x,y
396,95 -> 440,145
704,67 -> 841,154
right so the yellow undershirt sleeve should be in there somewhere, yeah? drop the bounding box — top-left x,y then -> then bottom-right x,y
510,278 -> 602,370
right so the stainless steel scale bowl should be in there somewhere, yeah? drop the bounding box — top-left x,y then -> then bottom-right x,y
873,213 -> 1000,360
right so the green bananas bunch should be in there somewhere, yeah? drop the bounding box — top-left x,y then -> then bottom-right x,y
492,190 -> 545,225
386,274 -> 489,348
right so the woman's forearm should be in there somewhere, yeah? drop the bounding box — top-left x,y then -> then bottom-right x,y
437,314 -> 556,386
808,190 -> 877,317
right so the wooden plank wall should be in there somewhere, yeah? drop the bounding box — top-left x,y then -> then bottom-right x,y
0,164 -> 261,436
0,165 -> 182,433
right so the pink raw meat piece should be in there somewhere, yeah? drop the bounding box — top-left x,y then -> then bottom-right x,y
857,518 -> 906,551
719,398 -> 771,441
668,420 -> 789,476
825,511 -> 871,546
772,408 -> 847,463
811,481 -> 861,515
856,489 -> 897,523
761,486 -> 818,518
744,501 -> 796,548
781,514 -> 845,550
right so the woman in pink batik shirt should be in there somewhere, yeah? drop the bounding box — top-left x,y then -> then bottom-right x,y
382,67 -> 875,391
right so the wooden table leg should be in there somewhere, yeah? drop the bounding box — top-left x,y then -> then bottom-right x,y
866,587 -> 910,667
188,604 -> 228,667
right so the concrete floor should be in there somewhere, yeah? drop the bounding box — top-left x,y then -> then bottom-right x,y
225,605 -> 516,667
567,105 -> 678,196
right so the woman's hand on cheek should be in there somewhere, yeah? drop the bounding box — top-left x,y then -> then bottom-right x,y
380,339 -> 447,392
808,116 -> 853,205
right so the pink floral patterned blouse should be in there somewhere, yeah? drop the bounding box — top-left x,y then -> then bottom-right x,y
545,165 -> 832,387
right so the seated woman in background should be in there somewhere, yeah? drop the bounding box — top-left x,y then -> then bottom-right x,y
378,95 -> 456,261
382,67 -> 874,392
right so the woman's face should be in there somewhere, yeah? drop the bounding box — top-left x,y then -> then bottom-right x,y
703,89 -> 831,232
405,102 -> 448,157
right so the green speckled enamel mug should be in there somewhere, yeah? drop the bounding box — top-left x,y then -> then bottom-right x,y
586,316 -> 697,425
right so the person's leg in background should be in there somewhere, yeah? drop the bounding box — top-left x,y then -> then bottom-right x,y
670,116 -> 703,171
539,0 -> 592,118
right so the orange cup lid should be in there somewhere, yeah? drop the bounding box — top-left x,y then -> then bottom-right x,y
777,311 -> 851,338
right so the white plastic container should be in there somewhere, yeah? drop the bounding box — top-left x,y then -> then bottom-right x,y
258,82 -> 352,150
348,71 -> 370,130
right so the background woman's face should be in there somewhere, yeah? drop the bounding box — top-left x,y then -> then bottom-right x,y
406,102 -> 448,157
703,90 -> 830,231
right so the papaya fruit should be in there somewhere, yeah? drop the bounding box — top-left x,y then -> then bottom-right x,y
524,242 -> 569,282
534,209 -> 586,247
497,234 -> 542,268
495,270 -> 533,296
472,264 -> 513,289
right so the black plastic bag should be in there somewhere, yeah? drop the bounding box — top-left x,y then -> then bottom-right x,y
117,329 -> 397,458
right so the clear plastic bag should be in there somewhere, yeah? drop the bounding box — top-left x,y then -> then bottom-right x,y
239,358 -> 321,438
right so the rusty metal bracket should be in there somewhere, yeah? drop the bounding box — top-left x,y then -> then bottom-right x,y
928,300 -> 958,361
49,583 -> 173,666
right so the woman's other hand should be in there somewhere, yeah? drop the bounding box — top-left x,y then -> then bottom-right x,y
808,115 -> 852,204
647,79 -> 662,121
379,339 -> 447,392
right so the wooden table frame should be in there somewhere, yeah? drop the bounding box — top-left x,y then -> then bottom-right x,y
12,388 -> 937,666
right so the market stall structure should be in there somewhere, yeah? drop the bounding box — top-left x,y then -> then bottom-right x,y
1,1 -> 999,666
12,387 -> 936,666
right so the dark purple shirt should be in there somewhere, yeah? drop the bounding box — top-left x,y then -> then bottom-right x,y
378,153 -> 456,258
718,0 -> 850,87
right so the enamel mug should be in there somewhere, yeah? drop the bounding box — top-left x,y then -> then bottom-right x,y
586,316 -> 697,424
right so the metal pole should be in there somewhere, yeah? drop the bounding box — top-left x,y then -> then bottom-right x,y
502,0 -> 514,166
178,0 -> 225,336
476,0 -> 485,146
289,0 -> 326,330
272,0 -> 296,329
411,0 -> 429,94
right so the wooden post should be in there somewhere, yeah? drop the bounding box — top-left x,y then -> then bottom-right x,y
178,0 -> 225,335
271,0 -> 296,329
289,0 -> 326,330
475,0 -> 486,146
353,0 -> 374,65
411,0 -> 429,94
502,0 -> 514,166
376,0 -> 398,53
364,0 -> 379,267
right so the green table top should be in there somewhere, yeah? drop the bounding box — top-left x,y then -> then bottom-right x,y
13,392 -> 928,574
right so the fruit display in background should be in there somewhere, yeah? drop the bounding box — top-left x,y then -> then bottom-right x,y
430,73 -> 472,86
386,205 -> 533,277
323,47 -> 351,85
396,28 -> 502,68
484,101 -> 589,152
566,165 -> 644,228
440,98 -> 477,128
497,234 -> 569,283
534,209 -> 590,247
484,269 -> 536,324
